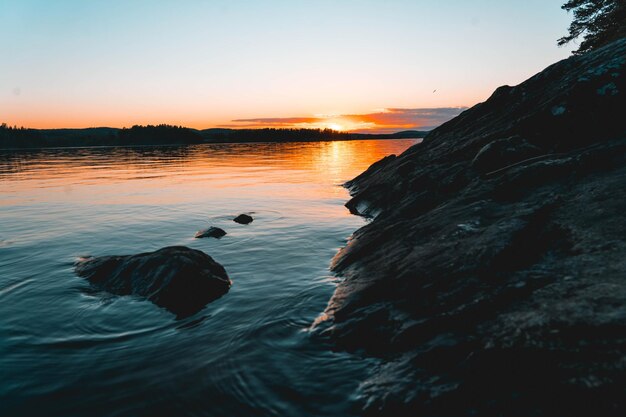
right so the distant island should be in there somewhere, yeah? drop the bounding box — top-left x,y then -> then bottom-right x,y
0,124 -> 427,150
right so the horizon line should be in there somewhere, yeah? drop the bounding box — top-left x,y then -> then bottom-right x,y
0,122 -> 434,135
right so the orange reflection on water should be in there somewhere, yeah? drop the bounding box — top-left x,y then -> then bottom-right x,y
0,139 -> 418,211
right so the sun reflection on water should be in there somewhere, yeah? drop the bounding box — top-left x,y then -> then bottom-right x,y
0,138 -> 420,417
0,140 -> 418,209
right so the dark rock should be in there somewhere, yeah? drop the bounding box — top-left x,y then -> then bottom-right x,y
195,226 -> 227,239
471,135 -> 542,174
75,246 -> 231,317
233,214 -> 253,224
319,39 -> 626,416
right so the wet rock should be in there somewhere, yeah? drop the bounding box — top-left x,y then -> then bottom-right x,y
195,226 -> 227,239
320,39 -> 626,416
75,246 -> 231,317
233,214 -> 253,224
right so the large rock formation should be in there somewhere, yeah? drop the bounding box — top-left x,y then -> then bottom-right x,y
75,246 -> 231,317
321,39 -> 626,416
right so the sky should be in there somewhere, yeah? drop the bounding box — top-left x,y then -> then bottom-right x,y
0,0 -> 575,132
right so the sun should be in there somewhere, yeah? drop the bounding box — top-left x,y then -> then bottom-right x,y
327,123 -> 344,131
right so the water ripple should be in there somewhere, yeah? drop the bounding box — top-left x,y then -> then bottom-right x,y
0,140 -> 416,416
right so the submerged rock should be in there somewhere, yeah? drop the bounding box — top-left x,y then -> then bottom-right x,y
195,226 -> 227,239
233,214 -> 253,224
320,39 -> 626,416
75,246 -> 231,317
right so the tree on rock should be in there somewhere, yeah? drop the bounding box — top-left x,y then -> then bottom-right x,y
559,0 -> 626,54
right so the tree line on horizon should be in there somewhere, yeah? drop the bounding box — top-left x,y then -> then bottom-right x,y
0,123 -> 423,149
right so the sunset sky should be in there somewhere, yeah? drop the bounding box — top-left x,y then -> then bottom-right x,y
0,0 -> 575,132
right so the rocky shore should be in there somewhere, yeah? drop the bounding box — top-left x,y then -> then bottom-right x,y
322,39 -> 626,416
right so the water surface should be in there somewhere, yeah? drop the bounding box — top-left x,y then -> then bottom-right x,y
0,139 -> 417,417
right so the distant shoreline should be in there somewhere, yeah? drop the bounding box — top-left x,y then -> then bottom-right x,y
0,137 -> 423,152
0,125 -> 428,150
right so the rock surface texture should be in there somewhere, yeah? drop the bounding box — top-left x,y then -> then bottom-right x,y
75,246 -> 231,317
322,39 -> 626,416
195,226 -> 227,239
233,214 -> 254,224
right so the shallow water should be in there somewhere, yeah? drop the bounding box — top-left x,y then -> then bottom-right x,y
0,139 -> 417,417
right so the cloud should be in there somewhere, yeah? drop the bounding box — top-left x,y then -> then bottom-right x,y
222,107 -> 467,133
341,108 -> 468,133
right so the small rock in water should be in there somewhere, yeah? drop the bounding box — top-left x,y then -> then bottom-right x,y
195,226 -> 227,239
75,246 -> 231,317
233,214 -> 253,224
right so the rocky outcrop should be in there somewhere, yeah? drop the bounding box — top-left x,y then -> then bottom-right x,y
321,39 -> 626,416
75,246 -> 231,317
195,226 -> 227,239
233,214 -> 253,224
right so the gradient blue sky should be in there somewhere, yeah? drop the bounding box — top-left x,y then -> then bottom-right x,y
0,0 -> 575,131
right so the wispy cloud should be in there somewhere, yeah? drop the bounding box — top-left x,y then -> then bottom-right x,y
221,107 -> 467,133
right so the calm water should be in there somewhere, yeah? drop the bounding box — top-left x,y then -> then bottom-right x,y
0,139 -> 417,417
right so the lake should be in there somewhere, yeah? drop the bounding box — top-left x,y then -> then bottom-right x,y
0,139 -> 417,417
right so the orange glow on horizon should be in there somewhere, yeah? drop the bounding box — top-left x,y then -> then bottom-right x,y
0,103 -> 468,133
326,123 -> 344,131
